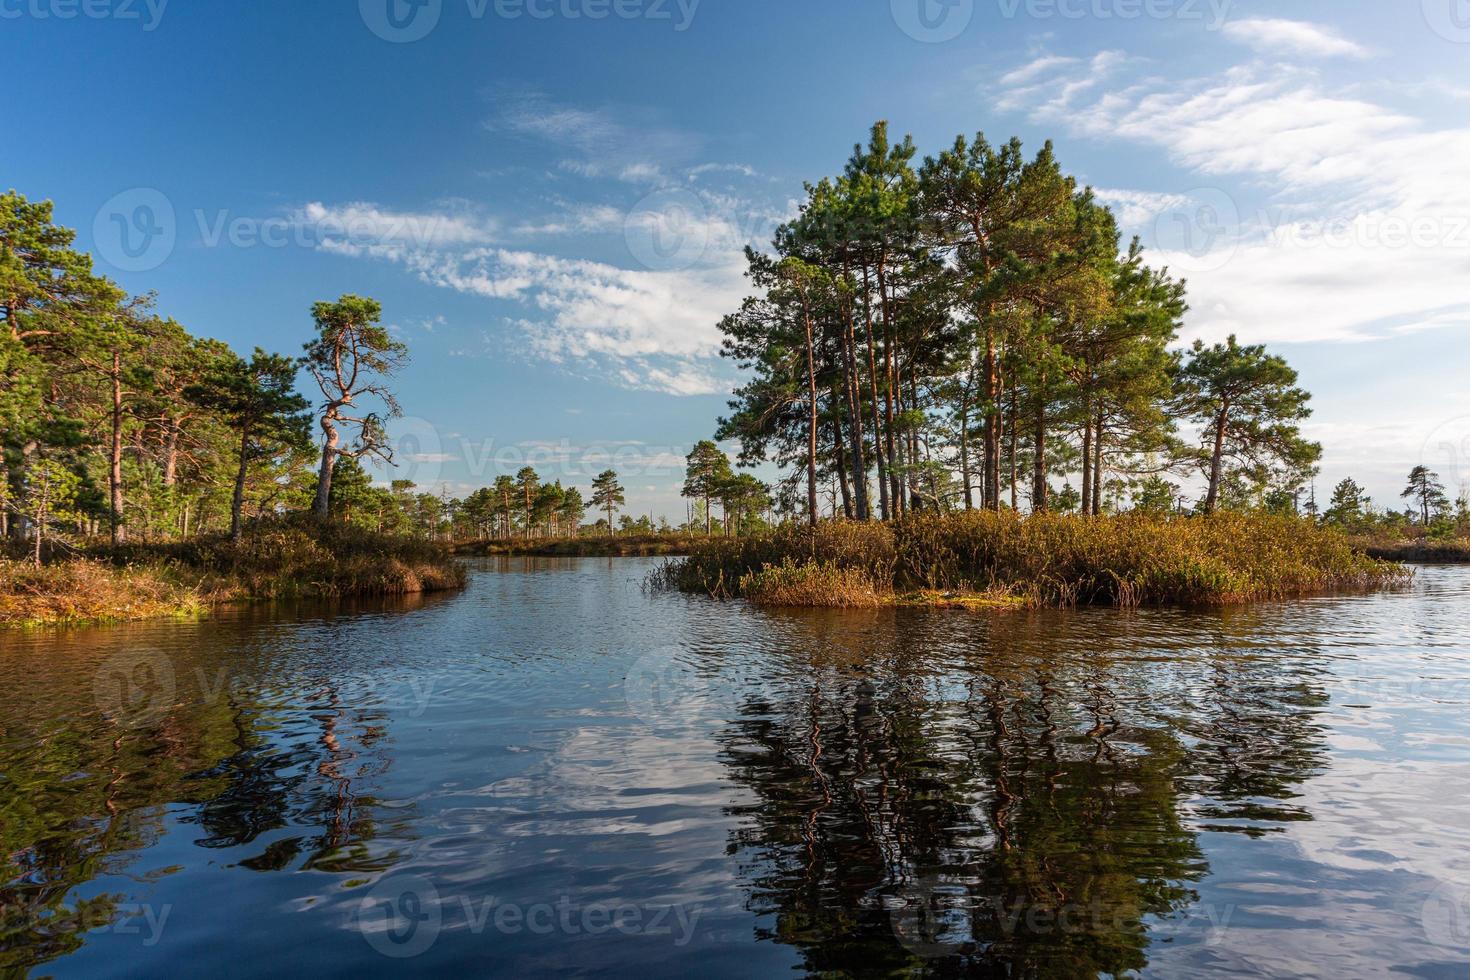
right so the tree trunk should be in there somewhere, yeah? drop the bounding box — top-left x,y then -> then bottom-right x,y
1092,411 -> 1105,515
231,426 -> 250,542
110,350 -> 126,545
313,416 -> 339,519
831,404 -> 853,519
1032,369 -> 1048,512
162,418 -> 181,487
1204,407 -> 1228,514
839,282 -> 869,520
983,324 -> 1001,510
860,265 -> 889,521
959,392 -> 974,511
801,301 -> 820,526
877,259 -> 902,519
1081,411 -> 1093,516
1007,365 -> 1019,511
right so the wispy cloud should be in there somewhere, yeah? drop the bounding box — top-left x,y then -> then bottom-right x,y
486,88 -> 700,186
1222,18 -> 1370,60
994,52 -> 1470,348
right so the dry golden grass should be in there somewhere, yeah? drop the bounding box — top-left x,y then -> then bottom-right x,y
738,559 -> 889,608
3,516 -> 467,627
0,559 -> 223,628
661,511 -> 1408,609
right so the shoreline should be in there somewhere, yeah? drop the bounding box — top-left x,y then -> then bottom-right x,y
1353,539 -> 1470,564
1,518 -> 467,630
454,534 -> 699,558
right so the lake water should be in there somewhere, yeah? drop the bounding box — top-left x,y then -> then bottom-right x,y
2,558 -> 1469,977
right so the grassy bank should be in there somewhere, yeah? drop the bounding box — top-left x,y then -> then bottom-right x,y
1350,535 -> 1470,564
455,533 -> 700,558
1,517 -> 467,628
657,511 -> 1408,610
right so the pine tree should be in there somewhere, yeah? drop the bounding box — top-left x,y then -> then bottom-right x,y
1401,466 -> 1448,525
1174,335 -> 1320,514
302,295 -> 406,519
683,441 -> 732,534
590,470 -> 625,535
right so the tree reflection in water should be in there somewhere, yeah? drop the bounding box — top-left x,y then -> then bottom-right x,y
714,607 -> 1330,976
0,597 -> 435,974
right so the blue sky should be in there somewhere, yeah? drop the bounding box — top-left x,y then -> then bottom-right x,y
10,0 -> 1470,516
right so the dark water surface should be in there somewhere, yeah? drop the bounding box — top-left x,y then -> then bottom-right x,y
2,558 -> 1469,978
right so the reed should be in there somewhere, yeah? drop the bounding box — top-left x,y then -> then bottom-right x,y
661,511 -> 1408,609
3,516 -> 467,627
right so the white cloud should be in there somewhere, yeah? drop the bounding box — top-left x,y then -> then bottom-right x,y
512,203 -> 625,237
687,162 -> 758,180
996,58 -> 1470,347
294,201 -> 496,256
1222,18 -> 1370,60
302,216 -> 749,395
999,54 -> 1078,86
1092,187 -> 1191,228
